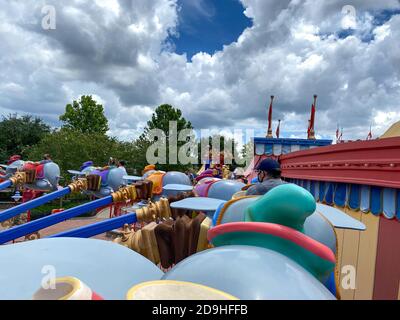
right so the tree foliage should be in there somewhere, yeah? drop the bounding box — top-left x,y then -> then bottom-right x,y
0,114 -> 50,161
28,129 -> 137,180
136,104 -> 194,172
59,95 -> 109,134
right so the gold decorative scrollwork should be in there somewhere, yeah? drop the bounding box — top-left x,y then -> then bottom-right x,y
68,178 -> 88,193
222,165 -> 231,180
135,198 -> 172,223
113,224 -> 142,252
1,219 -> 14,230
9,172 -> 27,186
111,185 -> 137,203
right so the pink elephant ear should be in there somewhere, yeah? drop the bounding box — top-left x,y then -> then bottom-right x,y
33,277 -> 104,300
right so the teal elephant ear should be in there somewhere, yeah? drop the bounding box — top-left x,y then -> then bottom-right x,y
245,184 -> 316,232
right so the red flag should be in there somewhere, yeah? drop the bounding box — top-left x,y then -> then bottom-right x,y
309,103 -> 316,132
276,120 -> 281,138
307,95 -> 317,139
267,96 -> 274,137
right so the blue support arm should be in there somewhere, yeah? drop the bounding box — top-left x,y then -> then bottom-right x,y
0,180 -> 12,191
49,213 -> 137,239
0,187 -> 72,223
0,196 -> 112,244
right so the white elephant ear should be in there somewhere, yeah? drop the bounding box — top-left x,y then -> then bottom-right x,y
123,175 -> 143,182
315,203 -> 366,231
170,197 -> 227,212
67,170 -> 86,176
163,184 -> 193,192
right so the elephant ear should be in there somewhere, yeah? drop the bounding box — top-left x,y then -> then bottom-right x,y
170,197 -> 226,212
163,184 -> 193,192
123,175 -> 143,182
67,170 -> 86,176
315,203 -> 366,231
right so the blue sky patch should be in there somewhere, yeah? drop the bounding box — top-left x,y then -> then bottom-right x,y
170,0 -> 252,59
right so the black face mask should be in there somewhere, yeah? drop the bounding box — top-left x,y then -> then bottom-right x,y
257,171 -> 266,183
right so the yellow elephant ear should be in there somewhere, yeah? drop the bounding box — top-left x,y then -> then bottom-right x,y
126,280 -> 238,300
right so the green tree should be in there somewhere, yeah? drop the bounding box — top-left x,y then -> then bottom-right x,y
28,129 -> 138,182
136,104 -> 194,172
0,114 -> 50,161
59,95 -> 109,134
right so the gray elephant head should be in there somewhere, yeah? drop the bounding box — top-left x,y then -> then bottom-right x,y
193,178 -> 245,200
72,166 -> 128,198
0,160 -> 25,179
0,160 -> 60,191
162,245 -> 336,300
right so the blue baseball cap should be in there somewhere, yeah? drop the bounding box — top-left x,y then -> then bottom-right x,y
255,159 -> 281,172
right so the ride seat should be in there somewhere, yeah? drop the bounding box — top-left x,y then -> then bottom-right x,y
22,163 -> 45,183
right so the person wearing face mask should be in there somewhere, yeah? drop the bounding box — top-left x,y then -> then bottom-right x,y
245,159 -> 287,196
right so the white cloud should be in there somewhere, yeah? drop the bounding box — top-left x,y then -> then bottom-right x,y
0,0 -> 399,142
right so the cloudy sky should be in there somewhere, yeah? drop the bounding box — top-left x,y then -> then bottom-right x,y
1,0 -> 400,142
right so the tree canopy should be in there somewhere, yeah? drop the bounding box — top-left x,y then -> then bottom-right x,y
59,95 -> 109,134
0,114 -> 50,161
4,101 -> 242,178
144,104 -> 193,133
136,104 -> 194,172
28,129 -> 137,180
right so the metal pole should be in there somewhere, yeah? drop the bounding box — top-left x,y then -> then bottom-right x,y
0,187 -> 71,223
49,213 -> 137,239
0,196 -> 112,244
0,180 -> 12,191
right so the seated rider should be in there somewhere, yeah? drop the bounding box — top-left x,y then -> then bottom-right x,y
101,157 -> 118,171
40,154 -> 52,164
118,160 -> 128,176
245,159 -> 287,196
30,154 -> 52,166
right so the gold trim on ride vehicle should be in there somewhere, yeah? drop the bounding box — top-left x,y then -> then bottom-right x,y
68,178 -> 88,193
111,185 -> 137,203
9,172 -> 27,186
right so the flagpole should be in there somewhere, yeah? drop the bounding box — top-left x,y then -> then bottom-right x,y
266,95 -> 274,138
276,119 -> 281,138
309,95 -> 317,140
336,123 -> 340,144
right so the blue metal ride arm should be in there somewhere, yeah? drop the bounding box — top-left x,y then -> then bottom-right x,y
0,187 -> 72,223
0,180 -> 12,191
49,213 -> 138,239
0,196 -> 112,244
